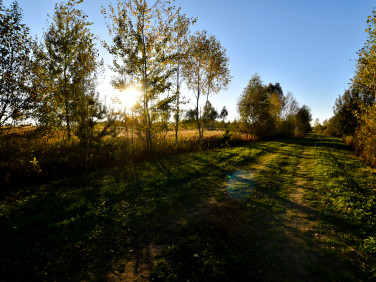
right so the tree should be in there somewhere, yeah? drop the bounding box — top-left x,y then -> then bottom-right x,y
169,15 -> 195,144
0,0 -> 31,127
41,0 -> 102,140
183,30 -> 231,140
28,39 -> 58,130
331,89 -> 359,136
184,108 -> 197,124
348,8 -> 376,165
353,8 -> 376,101
295,105 -> 312,136
103,0 -> 189,153
278,91 -> 299,137
280,91 -> 299,121
312,118 -> 324,133
354,103 -> 376,165
202,101 -> 218,130
265,82 -> 284,126
219,106 -> 228,122
265,82 -> 283,97
237,74 -> 275,139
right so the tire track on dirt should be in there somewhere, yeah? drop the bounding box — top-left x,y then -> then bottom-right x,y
275,147 -> 323,281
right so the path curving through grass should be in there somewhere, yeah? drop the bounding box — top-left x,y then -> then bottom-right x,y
1,134 -> 376,281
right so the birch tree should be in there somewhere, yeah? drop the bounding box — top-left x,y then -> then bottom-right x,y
102,0 -> 191,153
43,0 -> 101,140
170,15 -> 194,144
183,30 -> 230,140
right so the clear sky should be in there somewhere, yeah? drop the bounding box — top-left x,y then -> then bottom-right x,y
4,0 -> 376,122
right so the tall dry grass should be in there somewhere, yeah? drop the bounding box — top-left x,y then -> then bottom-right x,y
0,127 -> 253,192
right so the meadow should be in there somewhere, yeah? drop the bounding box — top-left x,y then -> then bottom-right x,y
1,133 -> 376,281
0,127 -> 251,191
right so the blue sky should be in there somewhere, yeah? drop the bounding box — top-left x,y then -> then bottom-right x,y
4,0 -> 376,122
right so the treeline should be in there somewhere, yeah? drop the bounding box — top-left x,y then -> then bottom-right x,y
313,8 -> 376,166
237,73 -> 312,139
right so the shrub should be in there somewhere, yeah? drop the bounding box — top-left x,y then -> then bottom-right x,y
354,104 -> 376,166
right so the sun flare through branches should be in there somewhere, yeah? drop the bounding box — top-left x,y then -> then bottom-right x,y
116,87 -> 140,109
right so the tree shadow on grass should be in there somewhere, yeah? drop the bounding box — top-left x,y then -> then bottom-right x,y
0,134 -> 361,281
279,134 -> 351,152
0,150 -> 242,281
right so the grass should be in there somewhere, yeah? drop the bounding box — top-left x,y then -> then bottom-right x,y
1,133 -> 376,280
0,128 -> 249,191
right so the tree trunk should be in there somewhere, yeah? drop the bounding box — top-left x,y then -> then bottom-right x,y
195,74 -> 202,141
142,26 -> 152,154
202,89 -> 210,138
175,62 -> 180,145
65,100 -> 71,140
196,94 -> 202,141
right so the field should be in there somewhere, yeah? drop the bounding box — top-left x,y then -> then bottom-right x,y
1,133 -> 376,281
0,128 -> 249,190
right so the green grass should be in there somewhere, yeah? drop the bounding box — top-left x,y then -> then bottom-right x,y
1,133 -> 376,280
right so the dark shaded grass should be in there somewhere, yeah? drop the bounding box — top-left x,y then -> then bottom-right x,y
1,134 -> 375,281
0,144 -> 264,281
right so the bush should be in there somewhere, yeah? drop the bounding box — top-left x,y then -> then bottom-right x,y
354,104 -> 376,166
344,135 -> 356,148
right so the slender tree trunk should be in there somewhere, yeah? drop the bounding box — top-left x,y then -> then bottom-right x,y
142,16 -> 152,154
195,75 -> 202,141
174,62 -> 180,145
147,109 -> 152,152
202,88 -> 210,138
131,110 -> 134,154
65,100 -> 71,140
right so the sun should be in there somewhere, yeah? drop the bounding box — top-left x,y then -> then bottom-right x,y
117,87 -> 141,108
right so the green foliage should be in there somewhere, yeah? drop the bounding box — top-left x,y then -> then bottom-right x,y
219,106 -> 228,122
27,0 -> 104,141
354,104 -> 376,166
362,237 -> 376,255
0,0 -> 32,127
202,101 -> 218,130
237,75 -> 308,140
353,8 -> 376,100
331,8 -> 376,167
183,30 -> 231,140
295,105 -> 312,136
103,0 -> 195,153
324,89 -> 359,138
237,74 -> 274,138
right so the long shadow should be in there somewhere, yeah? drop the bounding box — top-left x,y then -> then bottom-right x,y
279,134 -> 351,151
0,134 -> 361,281
2,147 -> 258,281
